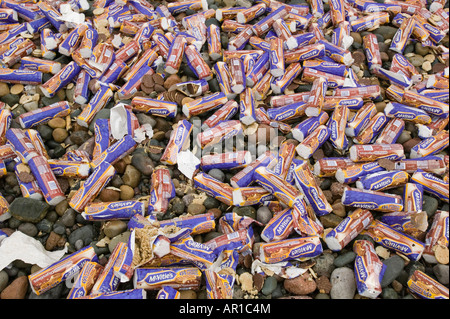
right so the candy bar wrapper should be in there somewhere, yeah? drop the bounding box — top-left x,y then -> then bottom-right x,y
69,161 -> 116,213
205,269 -> 235,299
290,198 -> 324,237
361,220 -> 425,261
78,288 -> 147,299
197,120 -> 243,150
77,84 -> 113,128
91,242 -> 132,294
67,261 -> 104,299
92,119 -> 110,161
375,118 -> 405,144
48,159 -> 91,179
204,227 -> 254,256
27,155 -> 65,206
40,61 -> 81,98
148,165 -> 176,215
393,156 -> 447,175
407,270 -> 449,299
0,192 -> 10,222
335,161 -> 385,184
353,240 -> 386,299
18,101 -> 71,129
296,124 -> 331,159
410,170 -> 449,203
401,90 -> 449,119
82,200 -> 145,221
346,102 -> 377,138
292,111 -> 329,142
254,166 -> 302,208
219,212 -> 263,234
325,209 -> 374,251
156,286 -> 181,299
183,92 -> 228,118
403,183 -> 423,212
293,161 -> 332,216
90,134 -> 137,169
170,236 -> 218,270
24,128 -> 49,159
260,208 -> 295,242
259,235 -> 323,264
202,100 -> 239,130
423,210 -> 449,264
28,246 -> 97,296
131,96 -> 177,119
327,104 -> 349,152
233,186 -> 274,207
355,170 -> 409,192
380,211 -> 428,238
230,151 -> 276,188
342,187 -> 403,212
13,159 -> 42,200
134,267 -> 202,290
193,172 -> 233,206
349,143 -> 405,162
353,112 -> 389,145
152,212 -> 216,236
410,130 -> 449,159
313,157 -> 355,177
0,144 -> 17,163
5,128 -> 38,163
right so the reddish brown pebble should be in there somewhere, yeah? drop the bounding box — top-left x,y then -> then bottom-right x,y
0,276 -> 29,299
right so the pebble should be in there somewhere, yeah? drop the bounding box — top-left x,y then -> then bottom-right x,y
122,165 -> 141,188
0,276 -> 29,299
0,82 -> 9,96
131,153 -> 154,176
316,275 -> 332,294
103,220 -> 128,238
45,231 -> 65,251
408,55 -> 425,67
68,225 -> 97,248
261,276 -> 278,296
334,251 -> 356,267
313,253 -> 335,277
256,206 -> 272,224
432,264 -> 449,285
99,188 -> 120,202
284,272 -> 317,295
8,197 -> 50,223
17,222 -> 38,237
187,203 -> 206,215
120,185 -> 134,200
0,270 -> 8,293
52,128 -> 69,143
380,255 -> 406,288
47,117 -> 67,129
381,287 -> 399,299
330,267 -> 357,299
207,168 -> 225,182
422,195 -> 439,217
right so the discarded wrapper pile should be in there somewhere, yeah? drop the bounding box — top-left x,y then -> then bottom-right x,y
0,0 -> 448,300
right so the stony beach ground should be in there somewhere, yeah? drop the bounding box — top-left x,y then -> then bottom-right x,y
0,0 -> 449,300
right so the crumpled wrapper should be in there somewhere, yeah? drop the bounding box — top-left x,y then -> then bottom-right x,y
0,231 -> 67,271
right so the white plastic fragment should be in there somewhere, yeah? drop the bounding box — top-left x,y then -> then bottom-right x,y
0,231 -> 67,272
177,150 -> 201,179
251,259 -> 308,279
